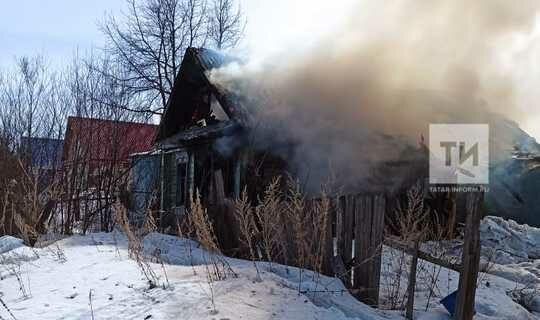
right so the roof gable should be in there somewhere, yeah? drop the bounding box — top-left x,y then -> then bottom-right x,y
155,47 -> 248,143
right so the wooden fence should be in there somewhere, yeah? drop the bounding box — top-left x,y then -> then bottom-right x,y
209,192 -> 388,306
210,189 -> 483,317
329,193 -> 386,306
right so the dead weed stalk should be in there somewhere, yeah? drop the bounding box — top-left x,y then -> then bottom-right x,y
114,201 -> 160,289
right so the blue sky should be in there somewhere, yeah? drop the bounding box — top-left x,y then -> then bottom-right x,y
0,0 -> 125,66
0,0 -> 356,67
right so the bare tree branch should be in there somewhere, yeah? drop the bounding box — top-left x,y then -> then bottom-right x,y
99,0 -> 245,117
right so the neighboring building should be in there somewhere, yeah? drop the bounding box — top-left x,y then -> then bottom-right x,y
62,116 -> 157,187
487,145 -> 540,226
63,117 -> 157,168
61,116 -> 157,231
20,136 -> 64,191
20,136 -> 64,170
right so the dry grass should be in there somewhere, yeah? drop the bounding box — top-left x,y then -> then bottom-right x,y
233,188 -> 258,263
382,182 -> 431,310
232,175 -> 331,278
285,176 -> 307,269
389,182 -> 430,243
190,191 -> 220,254
188,191 -> 239,315
0,160 -> 56,246
254,176 -> 285,267
0,259 -> 31,300
507,281 -> 540,313
310,191 -> 330,274
114,201 -> 160,289
381,181 -> 458,311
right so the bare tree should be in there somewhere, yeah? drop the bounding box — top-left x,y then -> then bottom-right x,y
0,56 -> 68,241
208,0 -> 244,50
1,56 -> 47,150
0,47 -> 164,238
100,0 -> 245,116
59,55 -> 148,234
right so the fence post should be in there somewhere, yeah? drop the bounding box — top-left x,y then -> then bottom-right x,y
370,194 -> 385,305
354,195 -> 371,299
353,194 -> 385,306
455,192 -> 483,320
345,195 -> 355,285
406,240 -> 419,319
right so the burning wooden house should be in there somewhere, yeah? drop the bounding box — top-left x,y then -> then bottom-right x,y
154,48 -> 277,220
153,48 -> 485,314
155,48 -> 426,206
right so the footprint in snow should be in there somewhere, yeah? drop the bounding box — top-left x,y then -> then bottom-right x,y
65,293 -> 78,299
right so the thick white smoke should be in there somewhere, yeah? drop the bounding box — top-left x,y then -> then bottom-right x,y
209,0 -> 540,191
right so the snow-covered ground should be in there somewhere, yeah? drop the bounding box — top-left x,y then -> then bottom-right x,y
2,216 -> 540,319
380,216 -> 540,319
0,231 -> 392,320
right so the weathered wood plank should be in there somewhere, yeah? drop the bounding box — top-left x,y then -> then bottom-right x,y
233,154 -> 242,199
353,196 -> 365,292
336,196 -> 345,259
354,195 -> 375,303
406,240 -> 419,320
355,196 -> 372,302
342,195 -> 355,286
455,192 -> 483,320
344,195 -> 354,265
322,198 -> 336,276
220,199 -> 241,254
213,170 -> 226,204
187,152 -> 195,202
385,237 -> 462,272
369,194 -> 385,306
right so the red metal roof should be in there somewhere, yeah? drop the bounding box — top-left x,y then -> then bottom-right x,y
63,117 -> 157,165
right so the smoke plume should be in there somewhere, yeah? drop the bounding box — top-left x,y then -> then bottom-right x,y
209,0 -> 540,192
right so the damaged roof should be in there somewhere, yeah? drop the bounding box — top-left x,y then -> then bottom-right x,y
155,47 -> 247,145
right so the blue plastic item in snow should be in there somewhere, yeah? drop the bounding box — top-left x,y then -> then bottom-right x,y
440,290 -> 458,316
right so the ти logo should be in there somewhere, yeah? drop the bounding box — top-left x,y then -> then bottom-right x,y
429,124 -> 489,185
